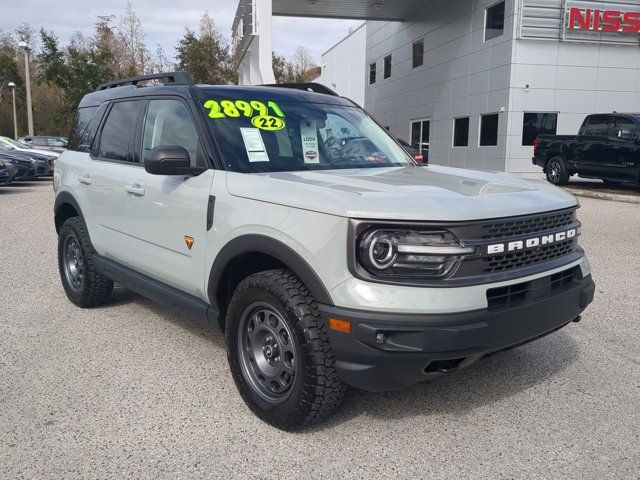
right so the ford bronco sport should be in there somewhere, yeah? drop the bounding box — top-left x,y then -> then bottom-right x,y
54,72 -> 595,430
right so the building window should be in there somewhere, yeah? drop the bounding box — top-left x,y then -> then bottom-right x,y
480,113 -> 499,146
522,113 -> 558,146
412,39 -> 424,68
384,55 -> 392,79
485,1 -> 505,41
410,119 -> 431,161
453,117 -> 470,147
369,62 -> 377,84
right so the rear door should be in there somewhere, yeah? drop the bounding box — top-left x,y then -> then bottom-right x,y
575,115 -> 611,176
117,96 -> 214,298
606,116 -> 640,182
76,100 -> 141,255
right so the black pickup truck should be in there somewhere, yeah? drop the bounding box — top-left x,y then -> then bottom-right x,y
533,113 -> 640,186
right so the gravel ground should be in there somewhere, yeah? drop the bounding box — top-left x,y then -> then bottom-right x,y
1,180 -> 639,479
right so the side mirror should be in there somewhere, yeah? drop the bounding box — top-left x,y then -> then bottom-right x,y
144,146 -> 204,176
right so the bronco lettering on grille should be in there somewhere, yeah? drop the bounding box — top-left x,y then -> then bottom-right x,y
486,228 -> 577,255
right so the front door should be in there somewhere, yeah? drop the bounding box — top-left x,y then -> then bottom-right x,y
118,97 -> 214,299
606,116 -> 640,183
575,114 -> 610,177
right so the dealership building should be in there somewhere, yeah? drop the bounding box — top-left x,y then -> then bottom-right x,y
235,0 -> 640,172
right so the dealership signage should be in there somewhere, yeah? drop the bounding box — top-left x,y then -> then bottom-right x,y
567,7 -> 640,33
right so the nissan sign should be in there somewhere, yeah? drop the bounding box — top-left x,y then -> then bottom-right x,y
568,8 -> 640,33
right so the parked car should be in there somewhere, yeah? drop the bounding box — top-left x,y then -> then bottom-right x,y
0,136 -> 61,159
0,153 -> 37,181
20,136 -> 68,153
0,161 -> 18,185
0,145 -> 54,177
54,72 -> 594,430
396,138 -> 424,163
533,113 -> 640,186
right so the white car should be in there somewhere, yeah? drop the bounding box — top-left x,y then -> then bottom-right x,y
0,136 -> 60,158
53,72 -> 595,430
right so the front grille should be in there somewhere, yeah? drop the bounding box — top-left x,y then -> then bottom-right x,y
487,267 -> 579,310
482,239 -> 574,273
480,210 -> 575,240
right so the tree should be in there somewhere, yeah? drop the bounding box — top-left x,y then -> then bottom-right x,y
272,51 -> 293,83
290,46 -> 317,82
176,12 -> 236,85
118,2 -> 149,76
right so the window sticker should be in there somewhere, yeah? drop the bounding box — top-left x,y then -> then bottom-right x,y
301,120 -> 320,164
240,128 -> 270,163
204,99 -> 285,118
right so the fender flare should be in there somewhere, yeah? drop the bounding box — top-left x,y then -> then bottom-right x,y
54,191 -> 86,233
208,234 -> 334,308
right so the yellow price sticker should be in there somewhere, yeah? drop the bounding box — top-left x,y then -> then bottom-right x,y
251,115 -> 286,131
204,99 -> 286,120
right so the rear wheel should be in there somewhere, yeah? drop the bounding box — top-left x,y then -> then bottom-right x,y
58,217 -> 113,307
546,156 -> 570,185
226,269 -> 346,430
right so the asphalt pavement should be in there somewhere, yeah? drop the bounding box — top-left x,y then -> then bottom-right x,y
1,180 -> 639,479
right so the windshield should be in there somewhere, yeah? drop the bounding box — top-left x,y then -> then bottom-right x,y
201,93 -> 414,173
2,138 -> 30,149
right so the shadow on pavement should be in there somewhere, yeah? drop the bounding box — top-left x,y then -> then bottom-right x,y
108,285 -> 579,430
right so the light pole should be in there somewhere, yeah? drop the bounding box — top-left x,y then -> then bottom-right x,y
8,82 -> 18,139
17,41 -> 34,137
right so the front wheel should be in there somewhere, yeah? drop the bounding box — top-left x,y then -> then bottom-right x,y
546,156 -> 570,185
225,269 -> 346,430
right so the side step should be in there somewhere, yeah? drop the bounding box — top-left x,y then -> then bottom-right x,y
93,255 -> 220,331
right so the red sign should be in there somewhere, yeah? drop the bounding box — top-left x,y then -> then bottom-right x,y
568,8 -> 640,33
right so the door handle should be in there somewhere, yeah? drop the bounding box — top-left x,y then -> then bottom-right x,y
77,173 -> 92,185
124,184 -> 146,196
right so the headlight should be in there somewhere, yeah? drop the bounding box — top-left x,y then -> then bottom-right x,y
357,229 -> 476,278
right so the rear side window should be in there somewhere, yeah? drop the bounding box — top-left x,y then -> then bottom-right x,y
98,101 -> 138,161
69,107 -> 99,152
142,99 -> 200,166
608,116 -> 637,137
583,116 -> 610,136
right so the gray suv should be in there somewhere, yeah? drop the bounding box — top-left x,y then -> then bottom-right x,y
53,72 -> 595,430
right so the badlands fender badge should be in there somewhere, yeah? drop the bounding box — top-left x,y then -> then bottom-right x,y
486,228 -> 578,255
184,235 -> 195,250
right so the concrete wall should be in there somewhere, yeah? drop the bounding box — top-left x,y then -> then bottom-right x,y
365,0 -> 518,172
317,23 -> 367,106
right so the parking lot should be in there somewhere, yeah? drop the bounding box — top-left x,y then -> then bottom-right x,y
1,180 -> 639,479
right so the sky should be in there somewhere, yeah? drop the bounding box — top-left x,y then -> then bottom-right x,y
1,0 -> 363,63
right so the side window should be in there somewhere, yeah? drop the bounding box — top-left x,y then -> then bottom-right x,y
69,106 -> 100,152
142,99 -> 200,166
98,101 -> 138,161
583,116 -> 610,136
608,116 -> 636,138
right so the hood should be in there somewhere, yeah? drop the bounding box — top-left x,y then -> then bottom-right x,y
226,165 -> 578,221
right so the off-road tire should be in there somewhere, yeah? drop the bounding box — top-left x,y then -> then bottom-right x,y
226,269 -> 347,430
546,156 -> 570,185
58,217 -> 113,307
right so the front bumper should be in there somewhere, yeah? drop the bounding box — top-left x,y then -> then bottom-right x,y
319,272 -> 595,392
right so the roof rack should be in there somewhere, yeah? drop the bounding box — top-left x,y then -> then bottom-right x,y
97,71 -> 194,91
263,83 -> 339,97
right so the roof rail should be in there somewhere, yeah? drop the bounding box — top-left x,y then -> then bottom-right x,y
97,71 -> 194,91
263,83 -> 339,97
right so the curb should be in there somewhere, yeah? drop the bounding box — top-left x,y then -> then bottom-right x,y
563,188 -> 640,205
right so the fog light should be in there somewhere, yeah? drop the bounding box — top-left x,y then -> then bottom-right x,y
375,332 -> 387,345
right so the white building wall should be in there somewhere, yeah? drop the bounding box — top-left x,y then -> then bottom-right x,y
317,23 -> 367,105
506,0 -> 640,172
365,0 -> 518,172
364,0 -> 640,173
